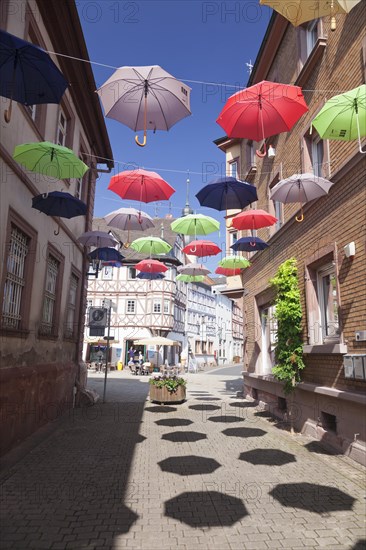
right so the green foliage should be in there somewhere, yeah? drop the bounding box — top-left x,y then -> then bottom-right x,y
149,375 -> 187,393
270,258 -> 305,394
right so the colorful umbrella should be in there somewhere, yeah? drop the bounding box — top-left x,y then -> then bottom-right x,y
232,210 -> 277,231
77,231 -> 119,248
182,240 -> 221,257
259,0 -> 361,29
97,65 -> 191,147
108,169 -> 175,203
178,263 -> 210,276
171,214 -> 220,236
136,272 -> 165,280
104,207 -> 154,231
176,274 -> 205,283
32,191 -> 87,219
196,177 -> 257,211
88,247 -> 124,262
215,266 -> 242,276
216,81 -> 308,157
13,142 -> 88,180
231,236 -> 269,252
0,29 -> 68,122
134,259 -> 168,273
219,256 -> 251,269
130,236 -> 172,255
270,173 -> 334,222
311,84 -> 366,154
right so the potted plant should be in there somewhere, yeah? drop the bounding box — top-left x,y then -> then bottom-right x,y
149,374 -> 187,404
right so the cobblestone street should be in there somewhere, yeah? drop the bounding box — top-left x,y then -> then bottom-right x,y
1,366 -> 365,550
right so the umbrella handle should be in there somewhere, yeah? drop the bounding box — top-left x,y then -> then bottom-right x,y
256,141 -> 267,158
4,98 -> 13,123
356,110 -> 366,154
135,132 -> 147,147
135,91 -> 148,147
54,226 -> 60,235
296,206 -> 304,223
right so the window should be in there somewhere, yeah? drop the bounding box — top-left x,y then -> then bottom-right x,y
40,255 -> 60,335
102,266 -> 113,280
75,149 -> 86,200
164,299 -> 170,314
153,301 -> 161,313
230,231 -> 238,246
260,305 -> 277,375
306,20 -> 318,57
65,273 -> 79,339
128,267 -> 136,279
298,19 -> 320,66
317,264 -> 339,341
245,141 -> 256,174
57,108 -> 68,147
126,300 -> 136,313
269,175 -> 282,233
302,130 -> 328,178
229,159 -> 238,178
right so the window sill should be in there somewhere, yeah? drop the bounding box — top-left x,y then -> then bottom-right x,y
0,327 -> 30,338
295,36 -> 327,87
303,343 -> 348,354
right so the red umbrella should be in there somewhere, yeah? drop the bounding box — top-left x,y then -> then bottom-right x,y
108,169 -> 175,203
182,240 -> 221,257
134,259 -> 168,273
232,209 -> 277,231
216,80 -> 308,157
215,266 -> 242,276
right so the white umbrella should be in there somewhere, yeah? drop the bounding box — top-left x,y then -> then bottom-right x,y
77,230 -> 119,248
178,263 -> 210,276
104,207 -> 154,231
97,65 -> 191,146
270,173 -> 334,222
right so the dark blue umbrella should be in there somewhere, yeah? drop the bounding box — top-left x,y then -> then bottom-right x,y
0,29 -> 68,121
195,177 -> 257,211
101,261 -> 123,268
88,248 -> 124,262
136,272 -> 165,280
231,236 -> 269,252
32,191 -> 87,218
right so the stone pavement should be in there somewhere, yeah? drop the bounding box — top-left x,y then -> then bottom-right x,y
0,365 -> 365,550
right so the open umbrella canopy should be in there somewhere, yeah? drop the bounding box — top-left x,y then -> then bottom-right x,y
171,214 -> 220,236
215,266 -> 242,276
216,81 -> 308,156
311,84 -> 366,153
97,65 -> 191,146
178,263 -> 210,276
270,173 -> 334,203
231,236 -> 269,252
87,247 -> 124,262
134,336 -> 177,346
0,29 -> 68,122
136,272 -> 165,280
232,209 -> 277,230
182,240 -> 221,257
259,0 -> 361,27
134,259 -> 168,273
130,236 -> 172,255
196,177 -> 257,211
13,142 -> 88,180
176,274 -> 205,283
104,207 -> 154,231
32,191 -> 87,219
77,231 -> 119,248
108,169 -> 175,203
219,256 -> 251,269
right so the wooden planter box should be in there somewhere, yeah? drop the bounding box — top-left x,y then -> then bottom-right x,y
149,384 -> 186,404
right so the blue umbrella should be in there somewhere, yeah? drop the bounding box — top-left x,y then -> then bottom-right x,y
196,177 -> 257,211
0,29 -> 68,122
231,236 -> 269,252
101,261 -> 123,268
32,191 -> 87,218
88,248 -> 124,262
136,272 -> 165,280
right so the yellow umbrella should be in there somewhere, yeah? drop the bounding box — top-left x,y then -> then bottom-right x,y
259,0 -> 361,30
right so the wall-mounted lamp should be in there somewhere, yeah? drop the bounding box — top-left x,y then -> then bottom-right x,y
344,242 -> 356,258
268,145 -> 276,158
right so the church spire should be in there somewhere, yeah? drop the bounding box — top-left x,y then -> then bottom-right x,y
182,170 -> 193,216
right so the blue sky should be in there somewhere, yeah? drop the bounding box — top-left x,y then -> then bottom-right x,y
77,0 -> 271,262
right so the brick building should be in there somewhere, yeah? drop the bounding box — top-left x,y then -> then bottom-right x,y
217,7 -> 366,464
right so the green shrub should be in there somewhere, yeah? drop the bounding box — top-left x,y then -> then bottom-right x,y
149,375 -> 187,393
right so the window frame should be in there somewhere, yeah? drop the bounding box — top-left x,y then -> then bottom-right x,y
126,300 -> 136,314
39,244 -> 65,339
228,159 -> 239,179
153,300 -> 161,313
64,268 -> 81,340
128,267 -> 137,280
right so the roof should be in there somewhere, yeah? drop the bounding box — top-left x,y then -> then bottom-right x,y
92,217 -> 182,265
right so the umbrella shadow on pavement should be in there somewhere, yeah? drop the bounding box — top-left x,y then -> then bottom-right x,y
208,415 -> 245,423
222,427 -> 267,438
144,406 -> 177,413
195,397 -> 221,401
165,491 -> 248,527
158,456 -> 221,476
162,431 -> 207,443
155,418 -> 193,427
269,483 -> 356,514
228,401 -> 257,408
188,404 -> 221,411
304,441 -> 338,456
352,541 -> 366,550
239,449 -> 296,466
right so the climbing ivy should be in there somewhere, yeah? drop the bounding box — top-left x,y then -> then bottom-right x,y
270,258 -> 305,395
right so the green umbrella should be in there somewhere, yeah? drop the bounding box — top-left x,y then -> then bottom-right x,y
13,141 -> 89,179
311,84 -> 366,154
171,213 -> 220,236
219,256 -> 251,269
176,274 -> 205,283
130,236 -> 172,255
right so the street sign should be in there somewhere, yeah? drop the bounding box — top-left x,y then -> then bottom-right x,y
89,307 -> 108,328
89,327 -> 105,337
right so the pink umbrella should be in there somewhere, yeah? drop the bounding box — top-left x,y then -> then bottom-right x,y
108,169 -> 175,203
182,240 -> 221,257
232,209 -> 277,231
215,267 -> 242,276
134,259 -> 168,273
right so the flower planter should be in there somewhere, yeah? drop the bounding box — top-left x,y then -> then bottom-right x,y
149,384 -> 186,404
